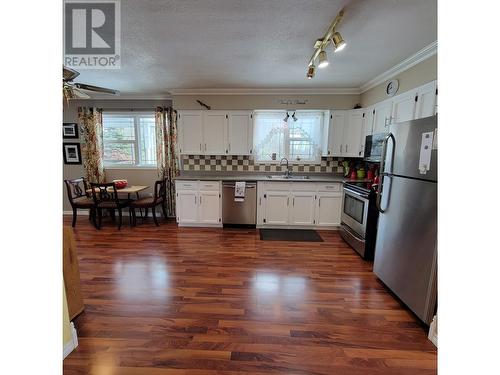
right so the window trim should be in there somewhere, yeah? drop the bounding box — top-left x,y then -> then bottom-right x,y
102,111 -> 157,168
253,110 -> 325,165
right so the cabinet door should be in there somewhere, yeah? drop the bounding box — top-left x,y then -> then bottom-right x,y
316,193 -> 342,226
373,100 -> 393,134
331,111 -> 346,156
264,191 -> 290,225
203,111 -> 227,154
392,91 -> 417,124
289,192 -> 316,225
177,190 -> 198,223
363,106 -> 375,136
198,190 -> 220,224
415,81 -> 437,119
227,111 -> 253,155
345,110 -> 364,157
178,111 -> 203,154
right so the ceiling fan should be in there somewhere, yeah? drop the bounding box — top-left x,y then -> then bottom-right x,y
63,66 -> 120,100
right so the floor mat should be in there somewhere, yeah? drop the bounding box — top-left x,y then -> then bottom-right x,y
259,229 -> 323,242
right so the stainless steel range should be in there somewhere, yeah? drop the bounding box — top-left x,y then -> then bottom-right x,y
340,181 -> 379,260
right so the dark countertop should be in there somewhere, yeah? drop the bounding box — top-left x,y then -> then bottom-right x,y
175,172 -> 371,183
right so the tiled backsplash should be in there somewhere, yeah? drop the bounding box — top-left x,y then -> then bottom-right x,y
181,155 -> 346,174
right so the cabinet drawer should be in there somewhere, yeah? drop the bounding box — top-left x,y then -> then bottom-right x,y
198,181 -> 220,191
176,181 -> 198,190
291,182 -> 316,191
317,182 -> 341,192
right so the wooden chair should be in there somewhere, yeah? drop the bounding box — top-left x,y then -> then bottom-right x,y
130,179 -> 167,226
64,177 -> 96,227
90,182 -> 131,230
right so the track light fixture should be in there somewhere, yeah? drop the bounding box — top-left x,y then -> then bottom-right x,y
318,50 -> 329,68
292,112 -> 298,122
332,32 -> 346,52
306,64 -> 316,79
283,112 -> 290,122
306,8 -> 346,79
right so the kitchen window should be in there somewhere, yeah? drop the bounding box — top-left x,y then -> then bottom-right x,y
102,112 -> 156,167
253,110 -> 324,163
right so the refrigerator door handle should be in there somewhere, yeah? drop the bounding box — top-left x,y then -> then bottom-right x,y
376,133 -> 395,213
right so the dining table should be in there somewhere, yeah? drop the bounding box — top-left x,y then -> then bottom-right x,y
87,185 -> 150,217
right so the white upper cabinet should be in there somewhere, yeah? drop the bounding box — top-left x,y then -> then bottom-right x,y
330,111 -> 347,157
227,111 -> 253,155
415,80 -> 438,119
373,99 -> 393,134
344,109 -> 364,157
178,111 -> 203,154
363,106 -> 375,136
391,90 -> 417,124
202,111 -> 227,155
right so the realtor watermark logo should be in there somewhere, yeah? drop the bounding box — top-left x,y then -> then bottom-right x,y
64,0 -> 121,69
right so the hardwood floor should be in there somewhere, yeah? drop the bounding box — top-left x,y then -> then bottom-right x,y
63,215 -> 436,374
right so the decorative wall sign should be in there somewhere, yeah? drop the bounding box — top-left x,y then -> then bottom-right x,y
63,143 -> 82,164
63,123 -> 79,139
385,79 -> 399,97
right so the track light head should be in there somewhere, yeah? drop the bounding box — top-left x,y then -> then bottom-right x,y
283,112 -> 290,122
332,32 -> 346,52
306,64 -> 316,79
292,112 -> 298,122
318,50 -> 329,68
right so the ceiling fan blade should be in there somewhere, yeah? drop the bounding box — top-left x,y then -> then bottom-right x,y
63,66 -> 80,82
73,83 -> 119,95
72,88 -> 91,99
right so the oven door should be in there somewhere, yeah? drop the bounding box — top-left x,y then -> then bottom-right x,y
341,187 -> 369,238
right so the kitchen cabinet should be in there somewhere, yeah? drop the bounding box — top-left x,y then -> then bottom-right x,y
344,109 -> 364,157
175,180 -> 222,227
202,111 -> 227,154
178,111 -> 203,154
227,111 -> 253,155
415,80 -> 437,119
315,193 -> 342,226
391,90 -> 417,124
373,99 -> 393,134
330,111 -> 346,157
258,181 -> 342,228
178,110 -> 253,156
290,191 -> 316,225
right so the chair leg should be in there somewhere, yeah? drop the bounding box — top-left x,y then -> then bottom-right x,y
97,208 -> 102,229
144,208 -> 149,220
152,206 -> 159,226
90,208 -> 98,229
131,208 -> 137,227
72,208 -> 77,227
161,201 -> 168,219
109,209 -> 116,222
118,208 -> 123,230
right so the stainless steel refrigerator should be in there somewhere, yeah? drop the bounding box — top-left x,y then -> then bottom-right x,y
374,115 -> 437,324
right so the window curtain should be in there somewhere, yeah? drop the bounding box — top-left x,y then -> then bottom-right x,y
155,106 -> 179,217
78,107 -> 105,183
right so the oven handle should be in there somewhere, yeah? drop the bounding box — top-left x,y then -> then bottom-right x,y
376,132 -> 395,213
340,223 -> 365,242
343,187 -> 369,200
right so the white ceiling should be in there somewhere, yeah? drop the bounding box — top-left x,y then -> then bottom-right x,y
70,0 -> 437,96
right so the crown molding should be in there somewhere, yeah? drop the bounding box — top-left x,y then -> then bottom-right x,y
75,93 -> 173,100
169,87 -> 360,95
360,41 -> 437,94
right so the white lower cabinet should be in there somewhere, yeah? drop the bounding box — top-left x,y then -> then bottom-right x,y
258,181 -> 342,229
316,193 -> 342,226
175,181 -> 222,227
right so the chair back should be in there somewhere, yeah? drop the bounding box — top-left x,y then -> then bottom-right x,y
153,179 -> 167,203
64,177 -> 89,205
90,182 -> 119,205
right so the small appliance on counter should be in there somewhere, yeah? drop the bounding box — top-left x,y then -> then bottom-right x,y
339,181 -> 379,260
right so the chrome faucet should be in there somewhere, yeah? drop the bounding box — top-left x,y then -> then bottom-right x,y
280,157 -> 291,178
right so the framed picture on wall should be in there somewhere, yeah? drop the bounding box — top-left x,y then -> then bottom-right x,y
63,143 -> 82,164
63,123 -> 79,139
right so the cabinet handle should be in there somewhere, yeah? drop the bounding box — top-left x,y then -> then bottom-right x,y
229,143 -> 231,152
204,143 -> 207,151
340,145 -> 343,154
200,196 -> 202,205
194,196 -> 197,204
287,197 -> 289,206
199,143 -> 202,151
292,197 -> 295,206
346,144 -> 348,153
328,150 -> 330,155
319,197 -> 321,207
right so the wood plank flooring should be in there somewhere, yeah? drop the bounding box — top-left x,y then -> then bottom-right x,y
63,215 -> 436,374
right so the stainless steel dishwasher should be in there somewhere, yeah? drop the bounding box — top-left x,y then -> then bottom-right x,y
222,182 -> 257,225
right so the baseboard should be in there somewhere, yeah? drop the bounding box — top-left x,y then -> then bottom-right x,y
428,315 -> 437,347
63,322 -> 78,359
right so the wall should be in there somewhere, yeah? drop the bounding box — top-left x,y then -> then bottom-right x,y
360,55 -> 437,107
173,94 -> 360,110
62,99 -> 171,211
